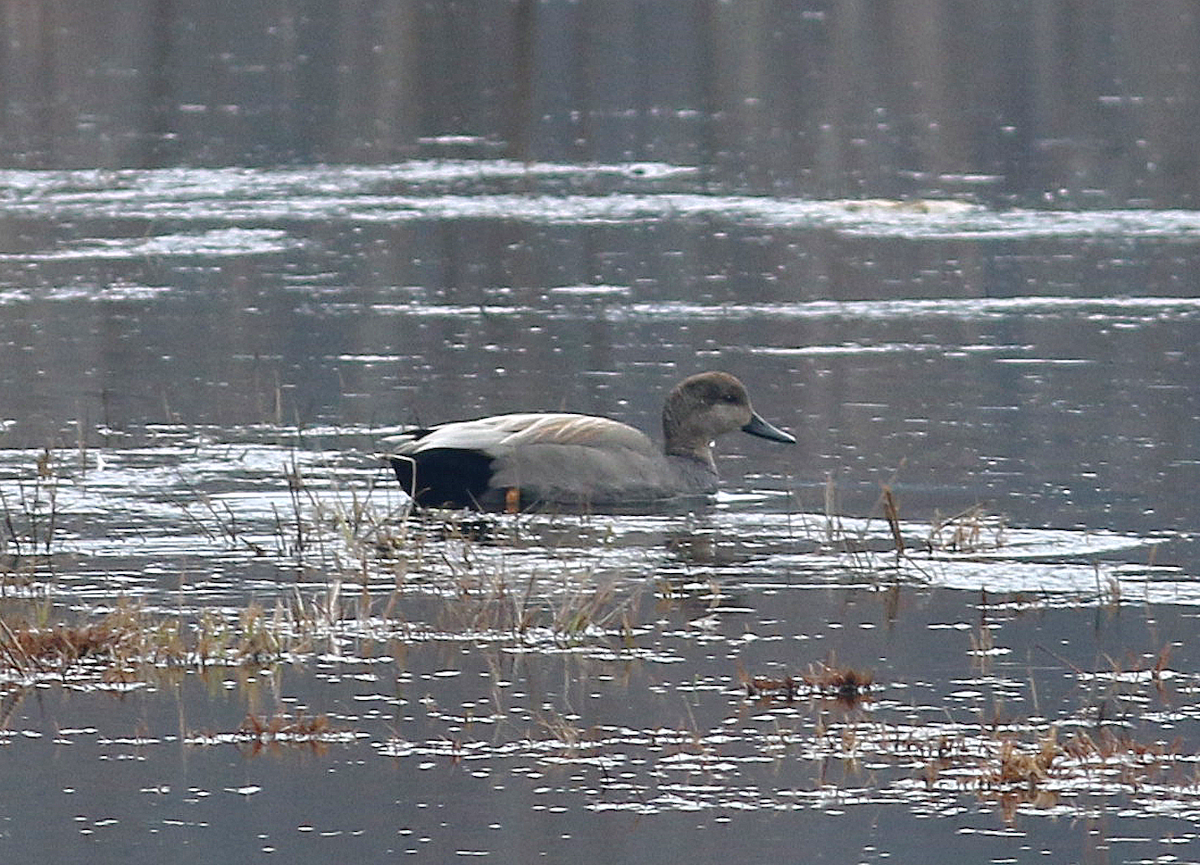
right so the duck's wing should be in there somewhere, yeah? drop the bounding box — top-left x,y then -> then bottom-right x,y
386,413 -> 658,457
381,414 -> 535,454
497,414 -> 657,453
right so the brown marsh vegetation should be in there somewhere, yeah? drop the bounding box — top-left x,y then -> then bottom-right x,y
0,443 -> 1194,830
740,656 -> 876,706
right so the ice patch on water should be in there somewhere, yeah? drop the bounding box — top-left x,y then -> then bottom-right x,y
0,228 -> 296,263
613,295 -> 1200,324
0,163 -> 1197,241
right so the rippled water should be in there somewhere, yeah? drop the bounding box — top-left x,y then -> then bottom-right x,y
2,393 -> 1198,862
3,165 -> 1200,861
4,3 -> 1200,863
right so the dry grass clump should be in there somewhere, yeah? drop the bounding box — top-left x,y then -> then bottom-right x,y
918,723 -> 1177,818
1060,727 -> 1171,767
436,566 -> 640,646
880,485 -> 904,553
537,709 -> 597,751
237,711 -> 340,755
741,671 -> 800,701
185,711 -> 351,756
0,602 -> 147,676
927,504 -> 1006,553
974,725 -> 1172,820
178,457 -> 416,577
983,727 -> 1061,790
803,661 -> 875,701
234,602 -> 286,664
0,597 -> 313,694
808,715 -> 1186,825
740,657 -> 875,706
806,479 -> 1009,568
0,448 -> 61,557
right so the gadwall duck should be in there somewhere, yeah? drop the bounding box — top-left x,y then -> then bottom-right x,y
384,371 -> 795,510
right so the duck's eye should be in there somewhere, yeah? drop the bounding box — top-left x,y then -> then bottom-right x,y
721,393 -> 740,403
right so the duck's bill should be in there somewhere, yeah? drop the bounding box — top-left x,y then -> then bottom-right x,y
742,412 -> 797,444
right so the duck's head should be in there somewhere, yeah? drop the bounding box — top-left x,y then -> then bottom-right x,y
662,371 -> 795,463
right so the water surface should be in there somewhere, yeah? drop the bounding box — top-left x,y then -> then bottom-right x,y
2,3 -> 1200,863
